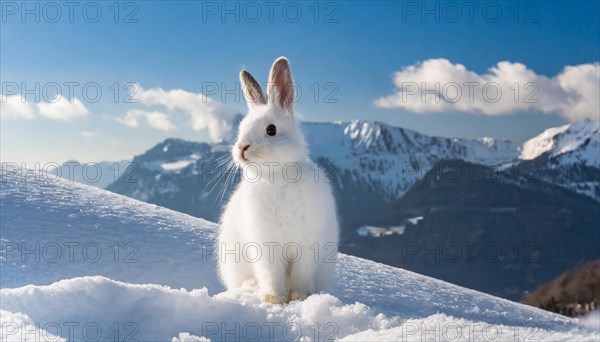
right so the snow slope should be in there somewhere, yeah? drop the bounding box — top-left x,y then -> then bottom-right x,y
517,119 -> 600,199
520,119 -> 600,166
1,170 -> 598,341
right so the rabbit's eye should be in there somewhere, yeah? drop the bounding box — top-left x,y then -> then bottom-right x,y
266,124 -> 277,136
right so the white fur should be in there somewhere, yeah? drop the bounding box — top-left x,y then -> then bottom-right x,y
217,57 -> 339,304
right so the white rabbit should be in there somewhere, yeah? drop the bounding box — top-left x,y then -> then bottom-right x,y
217,57 -> 339,304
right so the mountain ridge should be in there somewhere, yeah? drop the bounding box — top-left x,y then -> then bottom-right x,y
107,118 -> 599,203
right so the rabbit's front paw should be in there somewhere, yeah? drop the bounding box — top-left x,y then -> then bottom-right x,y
261,293 -> 289,304
289,291 -> 308,302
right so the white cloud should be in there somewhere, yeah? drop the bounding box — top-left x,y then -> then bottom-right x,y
132,85 -> 234,142
118,109 -> 176,131
118,111 -> 140,128
36,96 -> 90,121
1,95 -> 35,119
556,64 -> 600,121
144,111 -> 176,131
375,59 -> 600,121
1,95 -> 90,122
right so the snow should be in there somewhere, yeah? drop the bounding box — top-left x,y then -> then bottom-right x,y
1,169 -> 598,341
408,216 -> 424,225
172,333 -> 210,342
520,124 -> 571,160
144,153 -> 201,173
342,313 -> 600,341
162,159 -> 197,171
516,119 -> 600,199
520,119 -> 599,166
303,120 -> 522,201
579,310 -> 600,331
356,225 -> 405,237
356,216 -> 423,238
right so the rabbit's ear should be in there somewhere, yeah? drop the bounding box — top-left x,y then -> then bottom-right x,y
240,70 -> 266,109
267,57 -> 295,113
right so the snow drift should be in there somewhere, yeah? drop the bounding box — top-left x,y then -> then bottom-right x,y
0,169 -> 597,341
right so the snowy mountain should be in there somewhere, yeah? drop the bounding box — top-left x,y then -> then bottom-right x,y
304,120 -> 521,200
107,120 -> 599,220
106,119 -> 528,223
1,169 -> 598,341
520,119 -> 599,165
515,119 -> 600,200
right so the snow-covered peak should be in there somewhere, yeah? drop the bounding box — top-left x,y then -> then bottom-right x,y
520,119 -> 599,165
479,136 -> 496,146
520,124 -> 571,160
302,120 -> 520,200
135,138 -> 210,163
342,120 -> 407,150
305,119 -> 521,163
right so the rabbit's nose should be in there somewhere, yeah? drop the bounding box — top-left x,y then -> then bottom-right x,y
239,144 -> 250,160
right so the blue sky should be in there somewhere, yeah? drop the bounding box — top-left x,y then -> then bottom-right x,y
1,0 -> 599,164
